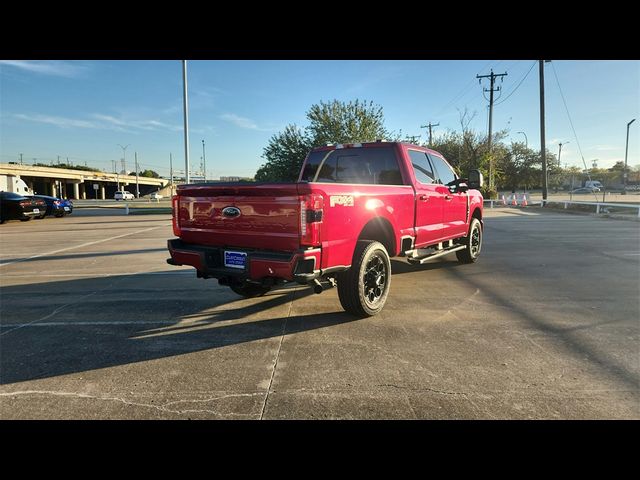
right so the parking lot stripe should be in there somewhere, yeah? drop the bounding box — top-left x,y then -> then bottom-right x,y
0,291 -> 99,336
0,321 -> 179,328
0,225 -> 167,268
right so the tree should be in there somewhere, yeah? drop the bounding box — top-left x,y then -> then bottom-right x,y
139,169 -> 159,178
254,99 -> 392,182
255,125 -> 311,182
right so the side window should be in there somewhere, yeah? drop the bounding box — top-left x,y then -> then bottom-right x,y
408,150 -> 435,185
429,154 -> 456,185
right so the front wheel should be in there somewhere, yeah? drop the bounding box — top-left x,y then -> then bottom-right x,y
230,283 -> 271,298
456,217 -> 482,264
337,240 -> 391,317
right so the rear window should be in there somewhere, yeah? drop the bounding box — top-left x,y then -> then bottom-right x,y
300,146 -> 403,185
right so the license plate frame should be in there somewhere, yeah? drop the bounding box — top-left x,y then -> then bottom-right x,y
224,250 -> 247,269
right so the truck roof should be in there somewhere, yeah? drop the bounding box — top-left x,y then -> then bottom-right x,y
311,141 -> 443,156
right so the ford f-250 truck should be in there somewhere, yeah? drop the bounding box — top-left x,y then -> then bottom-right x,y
167,141 -> 484,316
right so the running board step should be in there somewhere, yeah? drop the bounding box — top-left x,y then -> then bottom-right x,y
406,245 -> 466,264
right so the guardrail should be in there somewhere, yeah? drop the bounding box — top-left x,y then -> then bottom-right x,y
484,198 -> 640,217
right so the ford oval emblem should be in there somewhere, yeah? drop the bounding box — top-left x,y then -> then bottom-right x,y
222,206 -> 241,218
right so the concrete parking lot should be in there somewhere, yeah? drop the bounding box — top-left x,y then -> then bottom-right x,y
0,208 -> 638,419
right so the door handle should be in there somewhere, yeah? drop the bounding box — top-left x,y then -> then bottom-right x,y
419,195 -> 429,201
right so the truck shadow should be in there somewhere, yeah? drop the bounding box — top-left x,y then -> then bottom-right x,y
0,274 -> 357,385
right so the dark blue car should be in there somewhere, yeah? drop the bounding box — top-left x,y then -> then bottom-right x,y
32,195 -> 74,218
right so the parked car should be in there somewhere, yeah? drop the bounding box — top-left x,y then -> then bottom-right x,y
32,195 -> 74,217
0,192 -> 47,223
114,190 -> 134,201
149,192 -> 163,200
571,187 -> 600,194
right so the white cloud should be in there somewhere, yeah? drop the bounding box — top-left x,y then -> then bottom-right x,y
14,113 -> 100,129
219,113 -> 276,132
0,60 -> 88,77
13,112 -> 182,133
220,113 -> 260,130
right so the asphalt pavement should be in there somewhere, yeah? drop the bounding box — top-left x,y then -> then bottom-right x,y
0,207 -> 638,419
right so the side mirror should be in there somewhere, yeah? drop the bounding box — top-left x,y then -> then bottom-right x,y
446,178 -> 469,193
468,169 -> 483,190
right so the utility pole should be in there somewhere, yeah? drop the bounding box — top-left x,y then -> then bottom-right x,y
539,60 -> 548,201
405,135 -> 420,144
111,160 -> 116,173
420,122 -> 440,147
57,155 -> 60,165
19,153 -> 23,165
477,69 -> 508,191
182,60 -> 191,184
202,139 -> 206,182
135,151 -> 140,198
117,144 -> 130,174
558,141 -> 569,168
121,158 -> 126,174
623,118 -> 636,195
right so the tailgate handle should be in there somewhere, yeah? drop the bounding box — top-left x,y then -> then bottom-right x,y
419,195 -> 429,201
444,195 -> 453,201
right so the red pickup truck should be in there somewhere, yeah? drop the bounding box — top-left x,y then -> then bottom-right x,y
167,141 -> 483,316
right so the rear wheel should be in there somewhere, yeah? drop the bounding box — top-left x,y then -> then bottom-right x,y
456,217 -> 482,264
230,282 -> 271,298
337,240 -> 391,317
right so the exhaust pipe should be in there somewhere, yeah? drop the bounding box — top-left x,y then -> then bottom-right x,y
313,279 -> 323,294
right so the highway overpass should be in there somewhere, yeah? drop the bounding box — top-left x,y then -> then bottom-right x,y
0,163 -> 168,199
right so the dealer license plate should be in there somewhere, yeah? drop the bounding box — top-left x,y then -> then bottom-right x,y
224,251 -> 247,269
33,209 -> 40,214
64,207 -> 70,211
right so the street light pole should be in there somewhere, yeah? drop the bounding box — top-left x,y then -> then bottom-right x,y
182,60 -> 191,184
517,131 -> 528,149
202,139 -> 206,182
623,118 -> 636,195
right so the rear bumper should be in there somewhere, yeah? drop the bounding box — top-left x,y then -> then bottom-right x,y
166,239 -> 323,284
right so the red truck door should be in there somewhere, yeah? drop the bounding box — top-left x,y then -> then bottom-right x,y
429,153 -> 468,239
406,149 -> 445,246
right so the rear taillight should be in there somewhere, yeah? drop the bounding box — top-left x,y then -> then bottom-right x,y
19,200 -> 30,207
300,193 -> 323,247
172,195 -> 181,236
54,200 -> 61,206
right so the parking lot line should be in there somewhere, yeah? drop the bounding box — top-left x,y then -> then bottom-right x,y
0,225 -> 168,268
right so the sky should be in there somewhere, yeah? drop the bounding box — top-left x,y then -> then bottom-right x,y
1,59 -> 638,179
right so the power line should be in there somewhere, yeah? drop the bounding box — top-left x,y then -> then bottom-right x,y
549,62 -> 593,183
494,61 -> 537,106
432,60 -> 497,118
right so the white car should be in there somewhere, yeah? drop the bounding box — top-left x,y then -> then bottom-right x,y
149,192 -> 163,200
114,190 -> 134,201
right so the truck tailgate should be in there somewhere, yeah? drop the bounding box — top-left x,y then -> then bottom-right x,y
176,183 -> 301,251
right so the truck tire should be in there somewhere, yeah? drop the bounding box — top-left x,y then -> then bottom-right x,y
230,283 -> 271,298
456,217 -> 482,264
337,240 -> 391,317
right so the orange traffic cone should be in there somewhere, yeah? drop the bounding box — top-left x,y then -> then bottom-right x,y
522,195 -> 528,207
501,194 -> 506,206
511,195 -> 518,206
